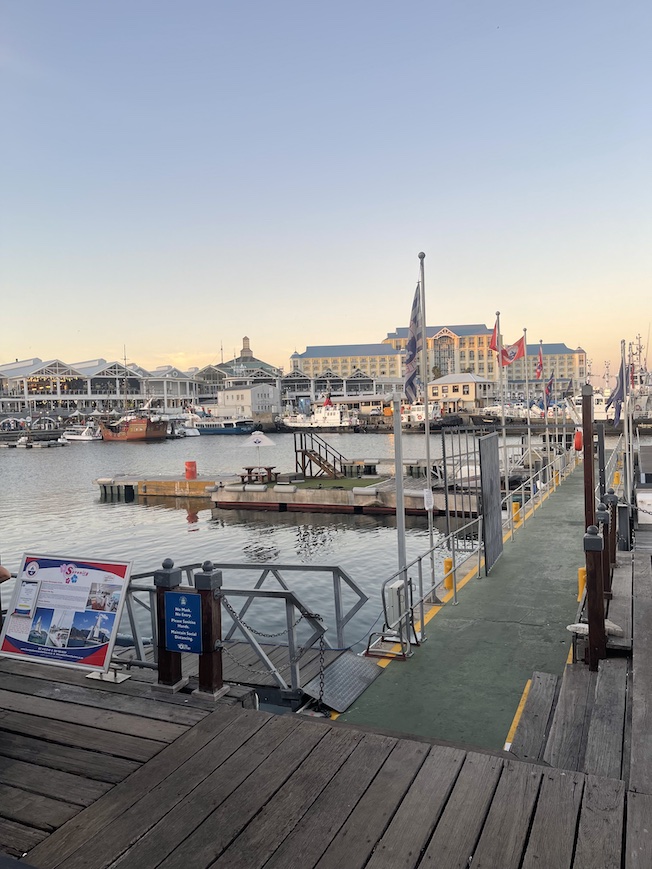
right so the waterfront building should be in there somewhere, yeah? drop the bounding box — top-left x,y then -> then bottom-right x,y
428,373 -> 497,413
383,324 -> 497,383
505,343 -> 587,399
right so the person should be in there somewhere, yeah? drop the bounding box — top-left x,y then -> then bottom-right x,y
0,565 -> 11,583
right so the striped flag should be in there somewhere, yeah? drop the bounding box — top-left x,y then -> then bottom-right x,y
404,284 -> 422,403
545,371 -> 555,403
606,358 -> 627,426
535,345 -> 544,380
489,317 -> 499,353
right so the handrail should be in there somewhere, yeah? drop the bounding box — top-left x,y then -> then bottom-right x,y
293,431 -> 348,477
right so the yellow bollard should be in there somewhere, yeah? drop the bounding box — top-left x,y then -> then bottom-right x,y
444,557 -> 453,590
577,566 -> 586,601
554,471 -> 560,487
613,471 -> 620,486
512,501 -> 521,524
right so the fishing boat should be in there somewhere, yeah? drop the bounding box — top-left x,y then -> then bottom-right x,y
98,413 -> 168,442
400,403 -> 442,426
62,424 -> 102,442
186,413 -> 257,435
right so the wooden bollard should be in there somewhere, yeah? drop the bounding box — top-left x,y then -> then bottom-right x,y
584,526 -> 606,671
444,557 -> 453,591
153,558 -> 186,691
194,560 -> 227,698
577,567 -> 586,602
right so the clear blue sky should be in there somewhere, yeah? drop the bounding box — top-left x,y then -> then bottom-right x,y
1,1 -> 650,386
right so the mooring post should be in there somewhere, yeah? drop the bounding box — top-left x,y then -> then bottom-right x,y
584,525 -> 606,671
194,560 -> 227,698
153,558 -> 184,689
595,502 -> 612,599
604,488 -> 619,566
582,384 -> 595,529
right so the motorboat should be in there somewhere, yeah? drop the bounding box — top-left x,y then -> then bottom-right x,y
185,413 -> 257,435
282,400 -> 359,431
62,424 -> 102,442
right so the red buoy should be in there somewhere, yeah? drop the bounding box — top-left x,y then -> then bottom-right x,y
574,430 -> 583,451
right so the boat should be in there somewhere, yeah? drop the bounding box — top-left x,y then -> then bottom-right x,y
62,423 -> 102,442
98,413 -> 169,442
186,413 -> 257,435
281,398 -> 360,431
400,403 -> 442,426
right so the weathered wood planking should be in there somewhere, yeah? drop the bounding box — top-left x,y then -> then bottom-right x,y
0,817 -> 47,859
573,775 -> 625,869
262,733 -> 397,869
629,552 -> 652,795
510,671 -> 558,762
583,658 -> 628,779
470,760 -> 543,869
0,783 -> 79,831
521,768 -> 584,869
364,745 -> 466,869
0,757 -> 111,806
607,555 -> 633,649
418,752 -> 503,868
211,728 -> 365,869
626,790 -> 652,868
26,704 -> 246,869
543,664 -> 597,771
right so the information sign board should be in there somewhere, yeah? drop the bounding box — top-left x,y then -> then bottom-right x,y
164,591 -> 202,653
0,554 -> 131,672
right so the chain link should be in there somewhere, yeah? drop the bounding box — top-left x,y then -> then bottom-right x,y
222,595 -> 304,638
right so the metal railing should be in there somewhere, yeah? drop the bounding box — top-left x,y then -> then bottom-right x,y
117,561 -> 368,693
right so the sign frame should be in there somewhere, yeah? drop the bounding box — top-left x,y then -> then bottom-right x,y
164,590 -> 202,654
0,553 -> 132,672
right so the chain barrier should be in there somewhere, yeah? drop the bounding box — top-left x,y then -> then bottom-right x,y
222,595 -> 304,638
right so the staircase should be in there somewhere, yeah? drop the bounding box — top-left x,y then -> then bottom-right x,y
293,431 -> 347,478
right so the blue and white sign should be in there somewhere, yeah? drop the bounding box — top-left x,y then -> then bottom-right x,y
164,591 -> 202,654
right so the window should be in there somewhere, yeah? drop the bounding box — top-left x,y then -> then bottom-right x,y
463,385 -> 470,395
452,385 -> 459,393
442,386 -> 449,395
432,387 -> 439,396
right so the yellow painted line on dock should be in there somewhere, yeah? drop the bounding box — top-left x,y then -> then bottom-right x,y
503,678 -> 532,751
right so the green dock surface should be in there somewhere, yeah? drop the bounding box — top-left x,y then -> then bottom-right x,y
338,468 -> 586,750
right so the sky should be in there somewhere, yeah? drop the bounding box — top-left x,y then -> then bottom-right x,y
1,1 -> 650,387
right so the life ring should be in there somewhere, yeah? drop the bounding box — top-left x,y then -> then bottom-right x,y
574,430 -> 583,451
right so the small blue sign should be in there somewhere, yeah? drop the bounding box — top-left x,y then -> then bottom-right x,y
165,591 -> 202,654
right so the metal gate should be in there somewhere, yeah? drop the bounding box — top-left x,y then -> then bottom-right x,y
479,433 -> 503,574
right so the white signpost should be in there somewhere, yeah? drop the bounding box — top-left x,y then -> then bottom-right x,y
0,553 -> 131,672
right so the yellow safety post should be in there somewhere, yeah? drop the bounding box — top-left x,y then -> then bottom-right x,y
577,566 -> 586,602
512,501 -> 521,524
613,471 -> 621,486
444,557 -> 453,590
554,471 -> 560,487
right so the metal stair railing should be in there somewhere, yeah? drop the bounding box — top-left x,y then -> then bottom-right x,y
294,431 -> 347,478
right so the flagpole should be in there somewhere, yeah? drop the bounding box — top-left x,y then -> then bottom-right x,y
496,311 -> 509,495
622,339 -> 632,500
523,328 -> 533,489
419,252 -> 438,601
541,340 -> 551,482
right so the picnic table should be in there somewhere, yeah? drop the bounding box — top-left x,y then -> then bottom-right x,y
240,466 -> 278,484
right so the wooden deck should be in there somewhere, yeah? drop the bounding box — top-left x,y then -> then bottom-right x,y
0,651 -> 631,869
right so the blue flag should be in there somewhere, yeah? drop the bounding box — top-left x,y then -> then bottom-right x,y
606,358 -> 626,426
545,371 -> 554,406
404,284 -> 422,403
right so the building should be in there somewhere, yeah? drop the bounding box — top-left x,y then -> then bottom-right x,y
428,373 -> 497,413
383,325 -> 497,383
505,344 -> 587,398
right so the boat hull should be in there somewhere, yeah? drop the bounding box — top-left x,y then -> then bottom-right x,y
99,419 -> 168,442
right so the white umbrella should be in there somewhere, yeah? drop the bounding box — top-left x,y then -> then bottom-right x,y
241,432 -> 276,475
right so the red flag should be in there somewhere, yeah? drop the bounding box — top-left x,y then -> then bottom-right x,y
500,336 -> 525,366
535,345 -> 543,380
489,319 -> 499,352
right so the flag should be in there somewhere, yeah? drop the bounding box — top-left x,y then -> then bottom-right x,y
404,284 -> 422,403
545,371 -> 555,403
564,378 -> 574,397
500,336 -> 526,366
489,318 -> 499,352
606,358 -> 626,426
535,345 -> 544,380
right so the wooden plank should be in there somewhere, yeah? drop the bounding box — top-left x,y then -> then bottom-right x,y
0,757 -> 111,806
625,790 -> 652,868
0,670 -> 207,726
0,730 -> 140,782
0,658 -> 209,714
583,658 -> 628,779
0,818 -> 47,859
314,737 -> 430,869
630,558 -> 652,794
543,664 -> 596,771
520,768 -> 584,869
470,760 -> 543,869
510,672 -> 558,762
0,783 -> 79,831
365,745 -> 466,869
0,688 -> 188,743
262,733 -> 397,869
211,727 -> 365,869
574,775 -> 625,869
59,712 -> 298,869
26,705 -> 246,869
419,752 -> 503,868
155,719 -> 327,869
607,558 -> 632,642
0,709 -> 166,762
